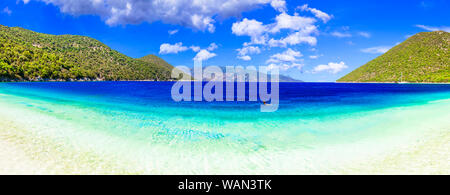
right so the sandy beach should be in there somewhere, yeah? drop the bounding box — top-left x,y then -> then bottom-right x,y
1,97 -> 449,175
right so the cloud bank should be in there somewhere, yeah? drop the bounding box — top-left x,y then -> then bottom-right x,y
23,0 -> 287,32
232,4 -> 331,61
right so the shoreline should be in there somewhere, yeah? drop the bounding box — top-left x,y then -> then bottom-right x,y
0,79 -> 179,83
1,80 -> 449,84
336,81 -> 450,84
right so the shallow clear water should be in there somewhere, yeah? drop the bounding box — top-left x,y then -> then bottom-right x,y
1,82 -> 449,174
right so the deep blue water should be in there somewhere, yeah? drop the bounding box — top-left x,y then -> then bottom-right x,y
1,82 -> 450,109
1,82 -> 450,123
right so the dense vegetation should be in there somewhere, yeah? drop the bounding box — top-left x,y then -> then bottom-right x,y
0,25 -> 174,81
138,54 -> 174,70
338,31 -> 449,83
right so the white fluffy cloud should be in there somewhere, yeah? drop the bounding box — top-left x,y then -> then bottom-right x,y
160,42 -> 219,63
415,25 -> 450,32
232,18 -> 269,44
267,48 -> 302,63
268,31 -> 317,47
270,0 -> 286,12
207,43 -> 218,51
158,42 -> 218,61
232,12 -> 319,48
237,46 -> 261,61
24,0 -> 285,32
231,3 -> 329,61
159,42 -> 189,54
313,61 -> 348,74
297,4 -> 332,23
193,49 -> 217,61
190,46 -> 201,52
266,48 -> 304,70
361,46 -> 391,54
270,12 -> 317,34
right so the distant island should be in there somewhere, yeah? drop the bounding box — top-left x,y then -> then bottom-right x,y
199,66 -> 303,82
338,31 -> 449,83
0,25 -> 174,81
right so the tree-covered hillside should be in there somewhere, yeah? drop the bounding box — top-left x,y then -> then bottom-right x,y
138,54 -> 174,70
338,31 -> 449,83
0,25 -> 174,81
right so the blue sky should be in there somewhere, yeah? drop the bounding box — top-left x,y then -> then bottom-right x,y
0,0 -> 449,82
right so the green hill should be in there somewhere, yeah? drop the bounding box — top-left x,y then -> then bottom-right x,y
0,25 -> 174,81
338,31 -> 449,83
138,54 -> 174,70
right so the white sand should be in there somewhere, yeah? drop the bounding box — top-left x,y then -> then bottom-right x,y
1,116 -> 449,175
345,129 -> 450,174
0,118 -> 141,175
0,138 -> 49,175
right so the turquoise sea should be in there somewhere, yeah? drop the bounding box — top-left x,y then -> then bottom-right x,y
0,82 -> 449,174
